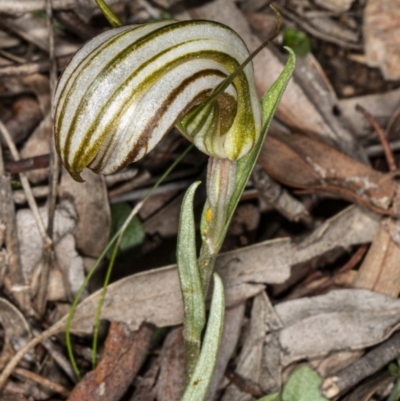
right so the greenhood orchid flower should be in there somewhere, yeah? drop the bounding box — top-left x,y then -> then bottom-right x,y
54,20 -> 262,181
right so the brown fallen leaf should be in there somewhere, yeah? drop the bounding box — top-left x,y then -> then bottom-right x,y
67,322 -> 154,401
259,131 -> 398,215
1,96 -> 43,146
276,289 -> 400,366
20,113 -> 51,184
0,297 -> 32,369
59,167 -> 111,258
156,326 -> 185,401
222,292 -> 281,401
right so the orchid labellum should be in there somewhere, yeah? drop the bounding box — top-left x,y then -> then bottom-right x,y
54,20 -> 262,181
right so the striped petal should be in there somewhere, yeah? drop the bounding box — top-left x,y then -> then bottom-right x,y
54,20 -> 261,181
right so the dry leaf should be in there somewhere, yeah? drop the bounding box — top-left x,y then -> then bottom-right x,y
0,298 -> 31,369
313,0 -> 355,12
20,113 -> 51,184
156,327 -> 185,401
353,224 -> 400,297
276,289 -> 400,366
364,0 -> 400,80
259,131 -> 397,215
59,168 -> 111,258
222,292 -> 278,401
49,205 -> 377,336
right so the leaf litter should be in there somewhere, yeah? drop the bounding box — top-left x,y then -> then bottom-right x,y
1,0 -> 400,400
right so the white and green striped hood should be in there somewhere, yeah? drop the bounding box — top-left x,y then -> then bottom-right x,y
54,20 -> 262,181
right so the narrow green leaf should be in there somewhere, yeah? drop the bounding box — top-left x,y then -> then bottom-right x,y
214,48 -> 296,250
282,366 -> 329,401
177,182 -> 206,379
181,273 -> 225,401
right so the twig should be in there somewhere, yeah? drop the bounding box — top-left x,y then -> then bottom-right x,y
0,54 -> 72,78
280,7 -> 362,50
0,17 -> 49,53
322,331 -> 400,398
356,104 -> 397,172
0,120 -> 51,246
0,324 -> 64,391
5,154 -> 50,174
14,368 -> 70,397
54,10 -> 98,40
35,0 -> 59,316
225,370 -> 264,398
0,146 -> 31,313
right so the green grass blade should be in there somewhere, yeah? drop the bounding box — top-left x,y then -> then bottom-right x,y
177,181 -> 206,381
66,145 -> 193,379
181,273 -> 225,401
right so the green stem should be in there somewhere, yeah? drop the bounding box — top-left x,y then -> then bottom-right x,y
94,0 -> 122,27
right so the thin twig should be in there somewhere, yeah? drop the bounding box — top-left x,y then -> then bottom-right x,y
356,104 -> 397,172
5,154 -> 50,174
280,7 -> 362,50
35,0 -> 60,316
0,55 -> 72,78
322,331 -> 400,398
0,324 -> 64,390
0,146 -> 31,313
14,368 -> 70,397
0,120 -> 51,246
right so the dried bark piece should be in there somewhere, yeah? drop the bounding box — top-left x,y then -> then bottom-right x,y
364,0 -> 400,80
68,322 -> 154,401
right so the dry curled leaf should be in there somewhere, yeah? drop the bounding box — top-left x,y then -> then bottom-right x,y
0,298 -> 31,369
276,289 -> 400,366
259,131 -> 398,215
